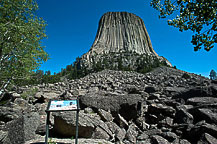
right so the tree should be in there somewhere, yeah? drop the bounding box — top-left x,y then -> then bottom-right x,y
209,69 -> 217,80
0,0 -> 48,96
150,0 -> 217,51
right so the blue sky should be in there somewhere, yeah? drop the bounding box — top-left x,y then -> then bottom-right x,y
37,0 -> 217,77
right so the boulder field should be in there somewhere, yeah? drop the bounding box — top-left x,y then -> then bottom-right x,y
1,66 -> 217,144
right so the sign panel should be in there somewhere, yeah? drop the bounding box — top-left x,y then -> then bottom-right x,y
48,100 -> 77,111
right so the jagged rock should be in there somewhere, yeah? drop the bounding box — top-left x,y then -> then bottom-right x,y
80,92 -> 142,121
173,139 -> 191,144
53,111 -> 113,139
92,127 -> 110,140
53,111 -> 99,138
189,108 -> 217,124
144,129 -> 162,136
106,121 -> 126,142
151,135 -> 170,144
137,139 -> 152,144
0,121 -> 6,131
25,137 -> 114,144
4,112 -> 40,144
84,107 -> 95,114
35,115 -> 47,135
164,86 -> 186,96
35,92 -> 59,100
137,133 -> 149,140
117,114 -> 128,129
145,86 -> 159,93
158,117 -> 174,128
148,103 -> 176,118
98,109 -> 113,122
174,108 -> 194,124
0,105 -> 22,123
187,97 -> 217,106
125,123 -> 139,143
0,130 -> 7,143
187,122 -> 217,143
14,98 -> 33,109
2,65 -> 216,144
197,133 -> 217,144
125,85 -> 141,94
173,86 -> 215,100
135,116 -> 149,130
161,131 -> 178,142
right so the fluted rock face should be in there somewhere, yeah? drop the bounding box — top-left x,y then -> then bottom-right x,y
90,12 -> 157,55
79,12 -> 171,69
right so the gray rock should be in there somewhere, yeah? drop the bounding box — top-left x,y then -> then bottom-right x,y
80,92 -> 142,121
135,117 -> 149,130
0,130 -> 7,144
53,111 -> 113,138
84,107 -> 95,114
173,139 -> 191,144
118,114 -> 128,128
106,121 -> 126,142
198,133 -> 217,144
4,112 -> 40,144
189,108 -> 217,124
188,122 -> 217,142
98,109 -> 113,122
159,117 -> 174,128
173,86 -> 214,100
161,132 -> 178,142
145,86 -> 158,93
187,97 -> 217,106
125,123 -> 139,143
151,135 -> 170,144
137,133 -> 149,140
53,111 -> 98,138
36,92 -> 59,100
144,129 -> 162,136
92,127 -> 110,140
0,105 -> 22,123
174,109 -> 194,124
137,139 -> 152,144
148,103 -> 176,118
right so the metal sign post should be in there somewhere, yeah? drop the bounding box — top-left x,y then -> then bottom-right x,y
45,99 -> 80,144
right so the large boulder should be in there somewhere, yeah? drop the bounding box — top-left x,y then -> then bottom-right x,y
172,86 -> 216,100
80,92 -> 142,121
4,112 -> 40,144
187,97 -> 217,106
0,130 -> 7,144
52,111 -> 113,139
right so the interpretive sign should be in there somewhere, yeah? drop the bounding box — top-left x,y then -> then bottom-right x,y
45,99 -> 80,144
48,100 -> 77,111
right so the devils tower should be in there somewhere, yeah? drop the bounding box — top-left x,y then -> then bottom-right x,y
91,12 -> 156,55
77,12 -> 171,71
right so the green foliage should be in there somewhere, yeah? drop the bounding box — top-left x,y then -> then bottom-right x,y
150,0 -> 217,51
0,0 -> 48,94
210,69 -> 217,80
20,87 -> 38,100
16,53 -> 169,86
58,53 -> 168,79
48,138 -> 56,144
